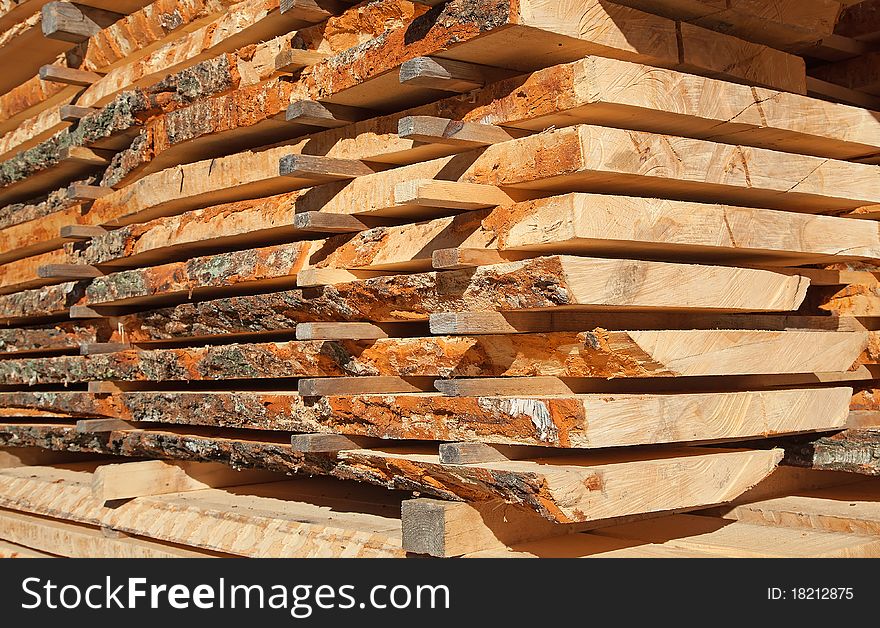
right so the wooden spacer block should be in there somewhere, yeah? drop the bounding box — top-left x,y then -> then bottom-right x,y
398,115 -> 520,147
394,179 -> 516,210
60,224 -> 109,240
399,57 -> 496,92
279,154 -> 377,180
75,418 -> 136,433
295,322 -> 389,340
67,183 -> 113,201
87,381 -> 125,394
439,442 -> 510,465
60,104 -> 98,122
429,311 -> 541,335
39,65 -> 103,86
70,305 -> 107,319
37,264 -> 103,279
91,460 -> 280,502
290,433 -> 373,453
298,376 -> 432,396
274,48 -> 329,73
431,248 -> 528,270
402,498 -> 583,557
42,1 -> 123,43
61,146 -> 114,165
80,342 -> 130,355
280,0 -> 348,20
285,100 -> 372,127
296,267 -> 387,287
434,376 -> 573,397
293,211 -> 368,233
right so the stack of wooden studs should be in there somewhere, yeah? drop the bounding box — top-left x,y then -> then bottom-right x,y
0,0 -> 879,558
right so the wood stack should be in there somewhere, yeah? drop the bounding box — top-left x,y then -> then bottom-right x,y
0,0 -> 879,558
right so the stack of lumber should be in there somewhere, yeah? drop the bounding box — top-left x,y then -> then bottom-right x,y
0,0 -> 879,558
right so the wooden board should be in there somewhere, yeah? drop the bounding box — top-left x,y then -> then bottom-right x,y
0,424 -> 783,523
0,328 -> 865,385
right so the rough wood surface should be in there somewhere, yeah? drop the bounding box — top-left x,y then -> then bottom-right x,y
0,329 -> 865,384
0,280 -> 86,324
782,428 -> 880,475
0,462 -> 404,556
717,480 -> 880,535
0,507 -> 220,557
0,423 -> 783,523
0,386 -> 852,447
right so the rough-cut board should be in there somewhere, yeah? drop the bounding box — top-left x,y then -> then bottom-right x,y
313,193 -> 880,271
64,48 -> 880,234
301,388 -> 853,447
487,513 -> 880,557
611,0 -> 842,53
0,423 -> 783,523
74,253 -> 809,311
0,507 -> 220,558
592,513 -> 880,558
0,462 -> 405,557
0,387 -> 852,447
0,329 -> 865,384
716,480 -> 880,536
782,428 -> 880,475
81,240 -> 335,307
0,321 -> 108,355
0,280 -> 86,325
91,459 -> 280,501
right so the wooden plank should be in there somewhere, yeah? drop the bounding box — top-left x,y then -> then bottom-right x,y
298,376 -> 433,396
309,387 -> 852,448
717,481 -> 880,536
295,322 -> 390,340
66,183 -> 112,201
274,48 -> 329,73
0,538 -> 55,558
354,447 -> 784,523
41,1 -> 123,43
63,145 -> 112,165
402,497 -> 583,557
37,264 -> 102,279
398,115 -> 523,147
60,224 -> 108,240
0,508 -> 216,558
70,305 -> 106,319
285,100 -> 372,127
394,179 -> 519,210
434,376 -> 574,396
0,385 -> 851,445
59,104 -> 98,121
296,267 -> 389,287
432,248 -> 526,269
0,465 -> 405,557
91,459 -> 279,501
75,418 -> 135,433
782,428 -> 880,475
427,311 -> 875,335
0,423 -> 785,524
0,446 -> 100,468
594,513 -> 880,558
80,342 -> 130,355
292,211 -> 369,233
278,154 -> 379,181
438,442 -> 510,465
87,381 -> 126,394
0,330 -> 866,386
399,57 -> 502,92
39,64 -> 103,86
289,433 -> 375,453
